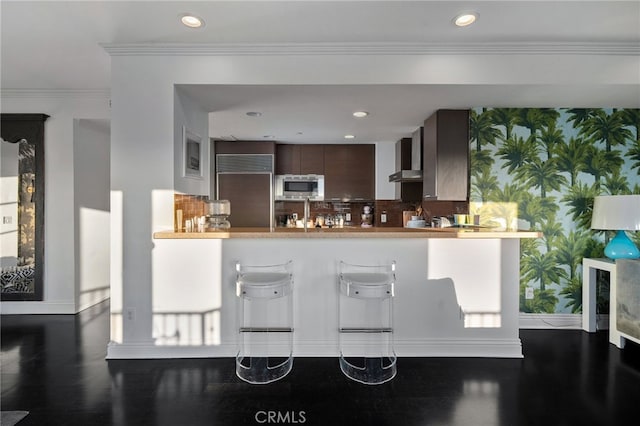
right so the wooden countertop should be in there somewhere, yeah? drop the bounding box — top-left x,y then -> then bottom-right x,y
153,227 -> 542,239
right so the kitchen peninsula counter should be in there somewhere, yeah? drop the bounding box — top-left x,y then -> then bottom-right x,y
153,227 -> 541,239
108,226 -> 540,360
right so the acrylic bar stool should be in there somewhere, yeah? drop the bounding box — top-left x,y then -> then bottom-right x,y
235,261 -> 294,384
338,261 -> 397,385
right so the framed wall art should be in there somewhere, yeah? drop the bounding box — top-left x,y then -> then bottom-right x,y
182,126 -> 203,179
1,114 -> 48,301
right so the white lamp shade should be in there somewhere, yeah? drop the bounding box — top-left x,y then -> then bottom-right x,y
591,195 -> 640,231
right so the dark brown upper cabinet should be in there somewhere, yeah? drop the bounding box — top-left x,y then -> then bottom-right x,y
275,144 -> 301,174
324,144 -> 375,201
275,144 -> 324,175
300,144 -> 324,174
215,140 -> 275,155
275,143 -> 375,201
423,109 -> 470,201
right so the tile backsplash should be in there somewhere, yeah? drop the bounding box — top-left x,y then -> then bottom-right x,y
275,199 -> 468,228
175,192 -> 469,230
374,200 -> 469,227
374,200 -> 419,227
174,194 -> 208,231
275,201 -> 372,227
420,200 -> 470,222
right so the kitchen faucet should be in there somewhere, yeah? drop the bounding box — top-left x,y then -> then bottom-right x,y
304,197 -> 310,232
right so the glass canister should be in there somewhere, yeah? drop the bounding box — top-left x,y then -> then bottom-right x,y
206,199 -> 231,229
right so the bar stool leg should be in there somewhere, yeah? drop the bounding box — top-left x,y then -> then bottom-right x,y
235,261 -> 294,384
338,261 -> 397,385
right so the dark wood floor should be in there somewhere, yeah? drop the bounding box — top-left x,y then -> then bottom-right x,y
2,300 -> 639,426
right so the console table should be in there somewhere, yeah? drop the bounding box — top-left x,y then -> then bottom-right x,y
582,258 -> 625,348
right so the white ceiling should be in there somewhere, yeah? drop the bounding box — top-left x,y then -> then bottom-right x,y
181,83 -> 639,144
2,1 -> 639,143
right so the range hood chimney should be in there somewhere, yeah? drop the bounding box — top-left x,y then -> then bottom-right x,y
388,127 -> 423,183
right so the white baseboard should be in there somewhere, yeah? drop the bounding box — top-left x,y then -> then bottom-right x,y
0,296 -> 110,315
296,338 -> 523,358
105,338 -> 523,359
106,341 -> 238,359
519,313 -> 607,330
78,291 -> 110,313
394,338 -> 523,358
0,301 -> 77,315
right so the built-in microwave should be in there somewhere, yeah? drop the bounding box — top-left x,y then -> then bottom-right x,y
275,174 -> 325,201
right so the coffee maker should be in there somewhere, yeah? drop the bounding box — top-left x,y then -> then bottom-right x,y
361,205 -> 373,228
206,199 -> 231,229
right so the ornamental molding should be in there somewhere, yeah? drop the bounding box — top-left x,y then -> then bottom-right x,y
0,89 -> 111,99
101,41 -> 640,57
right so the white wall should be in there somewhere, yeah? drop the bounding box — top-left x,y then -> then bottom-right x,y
74,118 -> 111,311
110,60 -> 179,343
109,82 -> 210,343
106,49 -> 639,348
0,91 -> 110,314
375,141 -> 396,200
174,87 -> 210,197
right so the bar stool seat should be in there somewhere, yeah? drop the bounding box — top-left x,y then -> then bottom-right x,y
235,261 -> 294,384
238,272 -> 292,299
338,261 -> 397,385
340,272 -> 394,299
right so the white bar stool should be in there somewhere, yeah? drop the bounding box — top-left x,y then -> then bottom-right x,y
235,261 -> 294,384
338,260 -> 397,385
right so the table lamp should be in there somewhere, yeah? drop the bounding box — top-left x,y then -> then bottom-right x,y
591,195 -> 640,259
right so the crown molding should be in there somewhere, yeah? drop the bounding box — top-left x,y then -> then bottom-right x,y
101,41 -> 640,57
0,89 -> 110,99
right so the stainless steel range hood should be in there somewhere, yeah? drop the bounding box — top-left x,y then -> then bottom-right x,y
388,169 -> 422,182
388,127 -> 423,183
389,170 -> 422,183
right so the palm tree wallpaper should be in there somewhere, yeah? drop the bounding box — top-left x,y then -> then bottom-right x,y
470,108 -> 640,314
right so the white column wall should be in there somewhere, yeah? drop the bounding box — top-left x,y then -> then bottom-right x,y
110,61 -> 174,344
0,93 -> 110,314
107,50 -> 638,350
73,119 -> 111,311
375,141 -> 396,200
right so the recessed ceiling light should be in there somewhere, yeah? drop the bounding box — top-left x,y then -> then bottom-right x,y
344,135 -> 355,139
454,12 -> 478,27
246,111 -> 262,117
353,111 -> 369,118
181,14 -> 204,28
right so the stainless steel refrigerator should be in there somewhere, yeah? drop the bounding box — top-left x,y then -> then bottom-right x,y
216,153 -> 273,228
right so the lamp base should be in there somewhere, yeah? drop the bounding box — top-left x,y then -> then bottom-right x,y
604,230 -> 640,260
